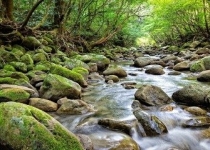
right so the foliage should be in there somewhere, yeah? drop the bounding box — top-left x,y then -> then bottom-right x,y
140,0 -> 210,45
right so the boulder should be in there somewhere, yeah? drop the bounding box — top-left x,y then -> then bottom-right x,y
22,36 -> 42,49
133,109 -> 168,136
161,55 -> 177,63
173,61 -> 190,71
103,65 -> 127,78
105,75 -> 119,83
202,56 -> 210,70
72,67 -> 89,80
98,118 -> 132,135
29,98 -> 58,112
50,63 -> 87,87
0,102 -> 84,150
56,100 -> 94,115
182,116 -> 210,128
184,106 -> 207,116
172,85 -> 210,106
197,70 -> 210,82
64,59 -> 89,70
168,71 -> 181,75
134,57 -> 153,67
145,66 -> 165,75
40,74 -> 81,102
190,60 -> 205,72
0,88 -> 30,103
196,48 -> 210,55
134,84 -> 172,106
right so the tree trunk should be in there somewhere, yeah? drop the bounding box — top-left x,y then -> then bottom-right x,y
1,0 -> 13,21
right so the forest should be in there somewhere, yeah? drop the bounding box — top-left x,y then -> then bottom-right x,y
1,0 -> 209,51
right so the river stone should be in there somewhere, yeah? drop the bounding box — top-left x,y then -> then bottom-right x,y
0,84 -> 39,98
197,70 -> 210,82
29,98 -> 58,112
98,118 -> 132,135
172,85 -> 210,106
0,88 -> 30,103
133,109 -> 168,136
161,55 -> 177,63
182,116 -> 210,128
134,57 -> 153,67
189,40 -> 201,48
40,74 -> 81,102
134,84 -> 172,106
56,100 -> 94,115
168,71 -> 181,75
184,106 -> 207,116
105,75 -> 119,83
202,55 -> 210,70
173,61 -> 190,71
77,134 -> 93,150
145,66 -> 165,75
103,65 -> 127,78
190,60 -> 205,72
50,63 -> 87,87
196,48 -> 210,55
0,102 -> 84,150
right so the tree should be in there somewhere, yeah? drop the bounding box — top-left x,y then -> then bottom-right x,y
0,0 -> 14,21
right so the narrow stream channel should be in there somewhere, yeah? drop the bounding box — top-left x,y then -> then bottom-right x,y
52,60 -> 210,150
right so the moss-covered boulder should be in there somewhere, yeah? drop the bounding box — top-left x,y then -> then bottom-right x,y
9,61 -> 28,72
40,74 -> 82,102
3,64 -> 16,71
22,36 -> 42,49
0,102 -> 84,150
0,48 -> 19,64
0,88 -> 30,103
20,54 -> 34,69
33,52 -> 48,63
72,67 -> 89,80
50,63 -> 87,87
34,61 -> 52,72
64,59 -> 89,70
202,56 -> 210,70
190,60 -> 205,72
0,70 -> 29,81
73,54 -> 110,71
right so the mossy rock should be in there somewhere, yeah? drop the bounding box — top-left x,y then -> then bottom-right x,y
22,36 -> 42,49
72,67 -> 89,80
40,74 -> 82,101
50,63 -> 87,87
190,60 -> 206,72
0,49 -> 19,63
64,59 -> 89,70
0,102 -> 84,150
0,77 -> 17,84
3,64 -> 16,72
0,88 -> 30,103
73,54 -> 110,71
20,54 -> 34,66
51,56 -> 62,64
43,36 -> 54,45
12,45 -> 26,52
34,61 -> 52,72
33,52 -> 48,63
202,56 -> 210,70
0,70 -> 29,81
41,46 -> 53,53
9,61 -> 27,72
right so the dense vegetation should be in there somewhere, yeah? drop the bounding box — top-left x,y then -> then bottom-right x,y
1,0 -> 210,49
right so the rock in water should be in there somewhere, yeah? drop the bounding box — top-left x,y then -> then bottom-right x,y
0,102 -> 84,150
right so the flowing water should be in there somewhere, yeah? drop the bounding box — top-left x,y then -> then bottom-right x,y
52,60 -> 210,150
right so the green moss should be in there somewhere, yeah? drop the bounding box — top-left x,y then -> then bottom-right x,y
34,61 -> 52,72
190,60 -> 206,72
50,63 -> 87,87
202,56 -> 210,70
72,67 -> 89,79
0,102 -> 84,150
11,48 -> 24,59
0,49 -> 19,63
0,70 -> 29,81
9,61 -> 28,72
33,53 -> 47,63
21,54 -> 34,66
0,77 -> 17,84
0,88 -> 30,103
22,36 -> 42,49
64,59 -> 89,70
3,64 -> 16,71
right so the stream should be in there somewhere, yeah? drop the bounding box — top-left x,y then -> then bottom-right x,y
52,60 -> 210,150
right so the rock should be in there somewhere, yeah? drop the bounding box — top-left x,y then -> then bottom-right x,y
0,70 -> 29,81
189,41 -> 201,48
121,82 -> 137,89
0,102 -> 84,150
103,65 -> 127,78
0,84 -> 39,98
33,52 -> 48,63
40,74 -> 81,102
168,71 -> 181,75
133,109 -> 168,136
162,55 -> 177,63
73,54 -> 110,71
105,75 -> 119,83
56,100 -> 94,115
64,59 -> 90,70
202,55 -> 210,70
172,85 -> 210,106
134,57 -> 153,67
87,63 -> 97,72
173,61 -> 190,71
72,67 -> 89,80
77,134 -> 93,150
150,60 -> 166,67
190,60 -> 205,72
132,100 -> 142,110
92,132 -> 139,150
50,63 -> 87,87
0,88 -> 30,103
145,66 -> 165,75
34,61 -> 52,72
29,98 -> 58,112
20,54 -> 34,70
197,70 -> 210,82
182,117 -> 210,128
22,36 -> 42,49
196,48 -> 210,55
0,49 -> 19,63
134,84 -> 172,106
98,118 -> 132,135
9,61 -> 27,72
184,106 -> 207,116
